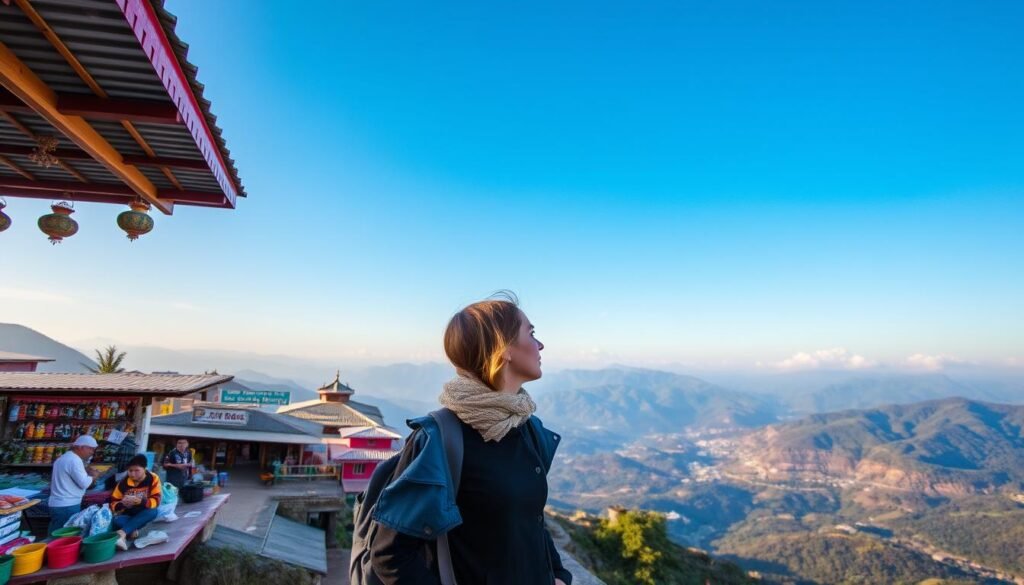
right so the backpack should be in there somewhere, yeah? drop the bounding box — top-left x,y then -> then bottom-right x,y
349,409 -> 463,585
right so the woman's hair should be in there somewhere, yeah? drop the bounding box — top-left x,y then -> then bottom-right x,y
127,454 -> 149,470
444,291 -> 522,390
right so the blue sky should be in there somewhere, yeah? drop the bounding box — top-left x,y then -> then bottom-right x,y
1,0 -> 1022,370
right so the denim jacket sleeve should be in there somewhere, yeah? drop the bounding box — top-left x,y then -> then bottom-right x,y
372,416 -> 463,539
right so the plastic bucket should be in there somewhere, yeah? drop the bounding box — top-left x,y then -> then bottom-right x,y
11,543 -> 46,576
81,532 -> 119,564
0,554 -> 13,585
46,536 -> 82,569
52,526 -> 82,538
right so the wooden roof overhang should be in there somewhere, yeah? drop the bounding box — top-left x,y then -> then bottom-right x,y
0,0 -> 245,215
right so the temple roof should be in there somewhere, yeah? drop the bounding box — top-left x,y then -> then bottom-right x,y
277,398 -> 385,429
317,370 -> 355,395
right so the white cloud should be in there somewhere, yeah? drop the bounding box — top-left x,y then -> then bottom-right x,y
904,353 -> 965,371
774,347 -> 875,371
0,286 -> 74,304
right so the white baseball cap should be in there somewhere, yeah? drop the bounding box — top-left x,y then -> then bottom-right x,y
72,435 -> 99,448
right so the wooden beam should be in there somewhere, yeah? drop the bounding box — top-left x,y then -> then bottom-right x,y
0,177 -> 134,196
57,94 -> 181,125
13,0 -> 105,96
158,189 -> 228,206
0,91 -> 181,125
0,155 -> 33,180
0,41 -> 173,214
118,120 -> 186,190
0,185 -> 131,205
56,160 -> 88,183
0,179 -> 230,208
121,154 -> 210,171
0,145 -> 210,172
0,110 -> 34,138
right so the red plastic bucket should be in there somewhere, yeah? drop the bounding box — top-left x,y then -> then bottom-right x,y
46,536 -> 82,569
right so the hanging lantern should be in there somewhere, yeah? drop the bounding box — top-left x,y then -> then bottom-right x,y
0,199 -> 10,233
37,201 -> 78,245
116,200 -> 154,241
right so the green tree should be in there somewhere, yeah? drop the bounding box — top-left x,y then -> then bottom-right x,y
85,345 -> 126,373
595,510 -> 671,585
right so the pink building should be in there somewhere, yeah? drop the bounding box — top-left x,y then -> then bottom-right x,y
277,372 -> 402,493
0,352 -> 54,372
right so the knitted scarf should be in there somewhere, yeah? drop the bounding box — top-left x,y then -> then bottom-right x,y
438,373 -> 537,442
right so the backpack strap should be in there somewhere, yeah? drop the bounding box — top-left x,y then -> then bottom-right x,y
429,408 -> 463,585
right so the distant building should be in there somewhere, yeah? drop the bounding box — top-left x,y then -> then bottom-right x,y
277,371 -> 401,493
0,351 -> 54,372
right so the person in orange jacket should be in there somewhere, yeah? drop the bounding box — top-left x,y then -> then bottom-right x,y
110,455 -> 163,551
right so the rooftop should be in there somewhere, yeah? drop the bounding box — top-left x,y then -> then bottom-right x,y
317,370 -> 355,395
0,0 -> 245,214
278,398 -> 386,428
0,350 -> 53,363
0,372 -> 232,396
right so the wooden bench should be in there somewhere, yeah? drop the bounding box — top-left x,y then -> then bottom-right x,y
9,494 -> 229,585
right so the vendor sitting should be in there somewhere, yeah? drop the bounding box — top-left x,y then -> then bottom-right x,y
110,455 -> 163,550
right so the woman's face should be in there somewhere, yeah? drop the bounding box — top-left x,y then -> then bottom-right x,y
506,310 -> 544,382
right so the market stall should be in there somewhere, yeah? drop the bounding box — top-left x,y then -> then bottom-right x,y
0,372 -> 231,541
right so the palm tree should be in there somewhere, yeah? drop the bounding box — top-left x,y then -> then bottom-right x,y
84,345 -> 126,373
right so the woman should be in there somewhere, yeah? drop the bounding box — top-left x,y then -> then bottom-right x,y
370,293 -> 572,584
110,454 -> 163,551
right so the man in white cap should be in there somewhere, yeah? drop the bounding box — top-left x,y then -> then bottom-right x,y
48,435 -> 101,535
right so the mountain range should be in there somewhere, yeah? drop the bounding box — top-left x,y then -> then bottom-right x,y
732,397 -> 1024,496
0,323 -> 95,372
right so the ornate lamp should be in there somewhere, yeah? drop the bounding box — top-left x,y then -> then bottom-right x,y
37,200 -> 78,244
116,200 -> 154,241
0,198 -> 10,233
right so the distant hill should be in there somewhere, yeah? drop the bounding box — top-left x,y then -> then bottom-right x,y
0,323 -> 95,372
341,362 -> 454,402
712,370 -> 1024,415
535,368 -> 779,436
733,398 -> 1024,495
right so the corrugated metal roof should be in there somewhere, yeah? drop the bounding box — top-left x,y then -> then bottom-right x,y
0,372 -> 231,396
208,516 -> 328,575
338,425 -> 403,439
278,399 -> 386,428
0,0 -> 245,207
262,515 -> 328,575
333,448 -> 398,462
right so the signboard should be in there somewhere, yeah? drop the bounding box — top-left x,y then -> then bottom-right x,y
192,407 -> 249,426
220,389 -> 291,406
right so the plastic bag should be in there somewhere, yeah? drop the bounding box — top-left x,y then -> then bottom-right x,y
65,504 -> 100,530
88,504 -> 112,536
156,483 -> 179,522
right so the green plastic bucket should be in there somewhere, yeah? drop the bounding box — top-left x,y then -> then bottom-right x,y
52,527 -> 83,538
81,532 -> 119,564
0,554 -> 13,585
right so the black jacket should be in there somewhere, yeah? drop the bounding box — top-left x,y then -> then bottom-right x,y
370,416 -> 573,584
